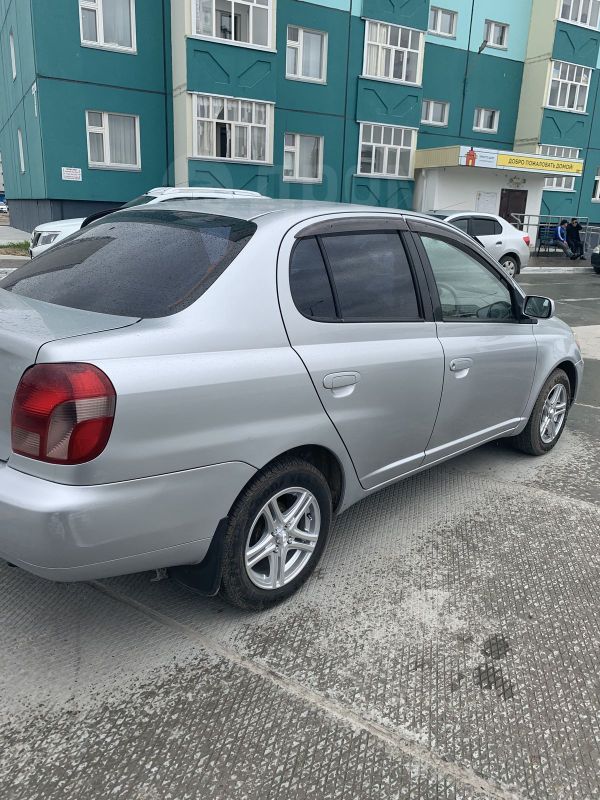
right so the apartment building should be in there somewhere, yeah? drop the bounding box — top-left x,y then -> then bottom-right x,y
0,0 -> 598,231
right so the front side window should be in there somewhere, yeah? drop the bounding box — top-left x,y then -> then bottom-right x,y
358,123 -> 415,179
194,93 -> 273,163
547,60 -> 591,112
283,134 -> 323,182
473,107 -> 499,132
428,7 -> 457,37
87,111 -> 140,169
79,0 -> 136,51
484,20 -> 509,48
17,129 -> 25,173
559,0 -> 600,28
540,144 -> 580,190
421,235 -> 515,322
363,20 -> 423,84
421,99 -> 449,126
9,31 -> 16,79
195,0 -> 272,48
286,26 -> 327,82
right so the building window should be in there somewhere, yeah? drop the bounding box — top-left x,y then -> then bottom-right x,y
194,0 -> 272,48
79,0 -> 136,52
484,19 -> 509,48
539,144 -> 580,190
593,168 -> 600,200
547,60 -> 591,112
283,133 -> 323,182
559,0 -> 600,29
428,7 -> 457,37
193,93 -> 273,163
9,31 -> 16,80
363,20 -> 423,85
17,129 -> 25,173
86,111 -> 140,169
286,26 -> 327,83
421,99 -> 449,126
473,107 -> 499,133
358,123 -> 415,179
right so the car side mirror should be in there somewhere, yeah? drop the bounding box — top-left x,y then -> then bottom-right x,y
524,295 -> 555,319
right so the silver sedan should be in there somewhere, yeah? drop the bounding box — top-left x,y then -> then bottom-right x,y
0,200 -> 583,609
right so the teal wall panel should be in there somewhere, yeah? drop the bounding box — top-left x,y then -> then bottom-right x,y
361,0 -> 428,29
553,22 -> 600,69
186,38 -> 277,100
356,78 -> 422,128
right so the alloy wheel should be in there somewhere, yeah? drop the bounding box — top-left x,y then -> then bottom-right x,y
540,384 -> 568,444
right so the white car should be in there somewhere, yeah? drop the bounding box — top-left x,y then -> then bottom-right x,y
428,211 -> 531,276
29,186 -> 266,258
0,202 -> 8,215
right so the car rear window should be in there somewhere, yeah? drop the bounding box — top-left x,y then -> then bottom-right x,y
1,209 -> 256,318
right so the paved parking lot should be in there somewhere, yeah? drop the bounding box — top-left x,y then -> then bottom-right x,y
2,270 -> 600,799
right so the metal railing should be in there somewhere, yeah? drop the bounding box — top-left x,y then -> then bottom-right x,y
510,213 -> 595,255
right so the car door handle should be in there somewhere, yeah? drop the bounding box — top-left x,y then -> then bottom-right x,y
449,358 -> 473,372
496,241 -> 503,245
323,372 -> 360,389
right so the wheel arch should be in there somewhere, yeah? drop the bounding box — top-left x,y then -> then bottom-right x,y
556,360 -> 578,404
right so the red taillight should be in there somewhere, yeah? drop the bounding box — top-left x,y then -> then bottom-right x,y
11,363 -> 116,464
523,235 -> 531,246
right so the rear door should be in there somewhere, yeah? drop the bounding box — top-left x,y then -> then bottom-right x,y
278,216 -> 444,490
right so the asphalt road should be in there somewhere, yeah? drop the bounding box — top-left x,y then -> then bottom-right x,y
1,270 -> 600,800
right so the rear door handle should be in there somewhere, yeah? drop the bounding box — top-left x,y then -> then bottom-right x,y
323,372 -> 360,389
496,241 -> 503,245
449,358 -> 473,372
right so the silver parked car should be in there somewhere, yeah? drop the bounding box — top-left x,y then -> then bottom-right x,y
0,200 -> 583,609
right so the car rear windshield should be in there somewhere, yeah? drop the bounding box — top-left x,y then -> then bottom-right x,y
1,209 -> 257,318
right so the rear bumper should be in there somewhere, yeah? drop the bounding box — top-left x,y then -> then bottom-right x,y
0,460 -> 255,581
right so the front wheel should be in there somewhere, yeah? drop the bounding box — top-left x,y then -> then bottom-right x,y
220,458 -> 332,610
510,369 -> 571,456
500,254 -> 520,277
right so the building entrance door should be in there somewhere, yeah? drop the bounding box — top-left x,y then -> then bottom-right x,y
499,189 -> 528,228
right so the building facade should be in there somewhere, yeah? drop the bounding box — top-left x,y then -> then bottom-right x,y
0,0 -> 599,231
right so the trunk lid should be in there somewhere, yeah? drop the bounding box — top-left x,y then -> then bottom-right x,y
0,290 -> 137,461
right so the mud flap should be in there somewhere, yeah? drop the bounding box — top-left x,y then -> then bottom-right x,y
170,518 -> 228,597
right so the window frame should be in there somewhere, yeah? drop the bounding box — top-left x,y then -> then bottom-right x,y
79,0 -> 137,54
484,19 -> 509,49
546,59 -> 592,114
539,144 -> 580,191
421,99 -> 449,127
362,19 -> 424,86
357,121 -> 417,180
17,128 -> 25,174
192,0 -> 275,51
286,25 -> 328,83
86,110 -> 141,171
283,133 -> 324,183
593,168 -> 600,201
557,0 -> 600,29
428,6 -> 457,38
9,31 -> 16,80
192,92 -> 274,165
473,107 -> 500,133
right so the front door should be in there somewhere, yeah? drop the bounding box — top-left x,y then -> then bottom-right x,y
411,225 -> 538,465
499,189 -> 528,228
278,220 -> 445,490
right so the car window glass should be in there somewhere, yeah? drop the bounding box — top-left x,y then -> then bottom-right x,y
420,235 -> 515,322
320,232 -> 420,321
289,237 -> 337,321
450,217 -> 469,233
470,217 -> 501,237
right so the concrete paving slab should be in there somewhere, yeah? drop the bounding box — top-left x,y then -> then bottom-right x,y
0,225 -> 30,243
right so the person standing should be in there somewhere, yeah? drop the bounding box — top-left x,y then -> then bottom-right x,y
554,220 -> 577,259
567,218 -> 585,260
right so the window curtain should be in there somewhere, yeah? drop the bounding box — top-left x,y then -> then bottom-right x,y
299,136 -> 319,179
103,0 -> 133,47
108,114 -> 137,165
196,0 -> 214,35
302,31 -> 322,79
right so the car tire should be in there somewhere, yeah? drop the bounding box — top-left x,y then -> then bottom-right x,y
499,254 -> 520,277
510,368 -> 571,456
220,457 -> 332,610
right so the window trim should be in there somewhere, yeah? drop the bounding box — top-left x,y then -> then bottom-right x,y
556,0 -> 600,30
17,128 -> 25,174
357,121 -> 417,180
86,110 -> 141,171
191,0 -> 276,52
428,6 -> 458,38
545,58 -> 592,114
9,31 -> 16,80
421,99 -> 450,127
473,107 -> 500,133
286,25 -> 328,84
361,19 -> 425,87
592,168 -> 600,201
283,133 -> 324,183
539,144 -> 580,191
79,0 -> 137,54
484,19 -> 509,49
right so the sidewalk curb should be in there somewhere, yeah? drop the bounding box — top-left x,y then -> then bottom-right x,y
0,255 -> 29,262
521,266 -> 594,274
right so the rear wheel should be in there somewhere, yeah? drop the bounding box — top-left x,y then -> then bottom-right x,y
499,254 -> 520,277
220,458 -> 332,610
510,369 -> 571,456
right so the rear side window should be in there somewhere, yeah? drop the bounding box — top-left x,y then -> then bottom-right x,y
451,217 -> 469,233
289,237 -> 336,321
320,232 -> 420,321
1,209 -> 256,318
470,217 -> 502,236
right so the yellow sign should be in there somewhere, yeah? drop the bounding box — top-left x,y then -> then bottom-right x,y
496,153 -> 584,175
